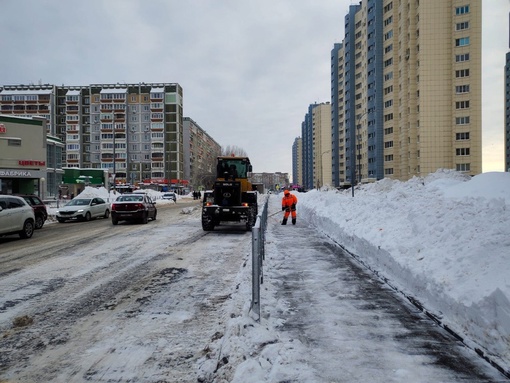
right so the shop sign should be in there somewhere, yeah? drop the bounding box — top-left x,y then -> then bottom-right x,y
0,170 -> 32,177
18,160 -> 46,166
0,169 -> 45,178
0,124 -> 5,133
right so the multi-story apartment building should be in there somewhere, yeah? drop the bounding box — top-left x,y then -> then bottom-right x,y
331,0 -> 481,186
0,82 -> 185,188
292,137 -> 303,187
313,102 -> 332,188
301,102 -> 332,190
506,17 -> 510,171
183,117 -> 222,189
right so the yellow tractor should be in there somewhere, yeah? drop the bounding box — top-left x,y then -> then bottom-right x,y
201,156 -> 258,231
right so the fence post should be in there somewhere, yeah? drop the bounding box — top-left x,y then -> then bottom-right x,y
250,222 -> 261,321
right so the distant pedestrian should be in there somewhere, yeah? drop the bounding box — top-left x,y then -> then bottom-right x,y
281,189 -> 298,225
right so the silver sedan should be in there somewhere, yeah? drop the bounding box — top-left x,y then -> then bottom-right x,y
56,197 -> 110,223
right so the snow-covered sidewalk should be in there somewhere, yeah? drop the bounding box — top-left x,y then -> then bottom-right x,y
212,175 -> 509,382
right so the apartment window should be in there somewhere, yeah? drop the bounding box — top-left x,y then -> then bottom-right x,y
384,127 -> 394,135
384,113 -> 394,122
384,154 -> 394,161
456,116 -> 470,125
456,21 -> 469,31
384,30 -> 393,41
456,163 -> 471,171
456,132 -> 470,140
7,138 -> 21,146
456,148 -> 470,156
456,101 -> 470,109
384,2 -> 393,13
384,141 -> 394,148
384,85 -> 393,95
384,168 -> 394,175
67,144 -> 80,150
384,72 -> 393,81
456,85 -> 470,94
455,53 -> 470,62
455,5 -> 470,15
384,16 -> 393,26
384,100 -> 393,108
455,69 -> 470,78
455,37 -> 470,47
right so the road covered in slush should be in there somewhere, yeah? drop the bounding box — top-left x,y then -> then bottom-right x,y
0,196 -> 506,382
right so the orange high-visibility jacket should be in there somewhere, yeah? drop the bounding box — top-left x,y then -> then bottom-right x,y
282,193 -> 298,210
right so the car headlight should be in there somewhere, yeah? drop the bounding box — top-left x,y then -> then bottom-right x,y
77,209 -> 84,213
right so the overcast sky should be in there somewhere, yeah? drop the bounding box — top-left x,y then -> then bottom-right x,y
0,1 -> 508,176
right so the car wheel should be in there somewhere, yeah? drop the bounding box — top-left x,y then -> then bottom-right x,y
19,220 -> 34,239
142,212 -> 148,224
57,218 -> 66,223
152,210 -> 157,221
35,215 -> 44,229
84,212 -> 92,221
112,218 -> 118,225
104,209 -> 110,219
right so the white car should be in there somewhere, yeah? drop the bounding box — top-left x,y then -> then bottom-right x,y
56,197 -> 110,223
0,195 -> 36,239
162,192 -> 177,202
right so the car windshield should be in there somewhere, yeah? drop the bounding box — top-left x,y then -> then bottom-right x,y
117,195 -> 143,202
67,199 -> 91,206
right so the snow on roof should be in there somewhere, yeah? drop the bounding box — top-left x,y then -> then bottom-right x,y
0,89 -> 53,95
150,87 -> 164,93
65,90 -> 81,96
99,88 -> 127,94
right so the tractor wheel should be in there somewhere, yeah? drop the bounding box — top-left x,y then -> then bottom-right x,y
201,211 -> 215,231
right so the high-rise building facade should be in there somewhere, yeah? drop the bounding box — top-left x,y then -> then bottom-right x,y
506,14 -> 510,172
0,83 -> 185,187
313,102 -> 332,188
292,137 -> 303,187
301,104 -> 315,190
331,0 -> 482,186
301,102 -> 332,190
183,117 -> 222,189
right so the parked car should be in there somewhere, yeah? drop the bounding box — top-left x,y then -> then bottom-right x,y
111,193 -> 157,225
0,195 -> 36,239
56,197 -> 110,223
162,192 -> 177,202
16,194 -> 48,229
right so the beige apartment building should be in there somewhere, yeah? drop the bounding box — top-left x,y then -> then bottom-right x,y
331,0 -> 481,185
312,102 -> 332,188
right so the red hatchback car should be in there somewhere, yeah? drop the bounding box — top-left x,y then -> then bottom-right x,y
111,193 -> 157,225
17,194 -> 48,229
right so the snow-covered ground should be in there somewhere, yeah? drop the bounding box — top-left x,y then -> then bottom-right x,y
41,172 -> 510,381
215,169 -> 510,381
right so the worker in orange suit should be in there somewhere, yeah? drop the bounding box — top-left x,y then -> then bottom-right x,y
281,189 -> 298,225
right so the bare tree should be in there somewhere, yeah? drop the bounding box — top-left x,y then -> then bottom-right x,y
221,145 -> 248,157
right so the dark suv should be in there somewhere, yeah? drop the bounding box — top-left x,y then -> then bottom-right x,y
17,194 -> 48,229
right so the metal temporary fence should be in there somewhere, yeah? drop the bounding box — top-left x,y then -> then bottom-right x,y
249,195 -> 269,322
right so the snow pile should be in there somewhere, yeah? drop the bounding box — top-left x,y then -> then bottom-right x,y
298,170 -> 510,368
